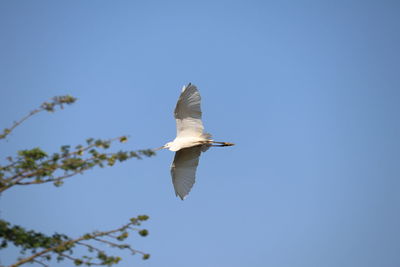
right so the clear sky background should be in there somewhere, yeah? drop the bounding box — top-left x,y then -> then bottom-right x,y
1,1 -> 399,267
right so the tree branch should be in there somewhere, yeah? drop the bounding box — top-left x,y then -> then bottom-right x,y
8,216 -> 149,267
0,137 -> 155,193
0,95 -> 76,140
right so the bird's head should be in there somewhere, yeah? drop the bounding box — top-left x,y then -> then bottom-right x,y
153,142 -> 173,151
163,142 -> 173,149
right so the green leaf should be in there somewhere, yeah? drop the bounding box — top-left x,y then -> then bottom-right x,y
116,232 -> 128,241
137,215 -> 149,221
138,229 -> 148,237
119,136 -> 128,143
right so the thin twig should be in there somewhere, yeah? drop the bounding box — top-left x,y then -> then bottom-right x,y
0,161 -> 18,170
1,109 -> 41,139
16,170 -> 84,185
1,95 -> 76,140
59,253 -> 102,266
76,241 -> 104,253
31,259 -> 48,267
93,237 -> 146,256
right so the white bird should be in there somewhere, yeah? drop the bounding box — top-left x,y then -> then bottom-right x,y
156,83 -> 234,200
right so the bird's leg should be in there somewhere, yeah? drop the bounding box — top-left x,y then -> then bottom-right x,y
211,141 -> 235,147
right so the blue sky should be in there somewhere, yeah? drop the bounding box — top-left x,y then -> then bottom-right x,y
1,1 -> 400,266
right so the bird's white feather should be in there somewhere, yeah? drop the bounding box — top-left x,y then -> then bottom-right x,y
170,146 -> 202,200
174,84 -> 204,137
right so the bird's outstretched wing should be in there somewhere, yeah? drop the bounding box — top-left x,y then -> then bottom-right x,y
174,83 -> 204,137
171,146 -> 202,200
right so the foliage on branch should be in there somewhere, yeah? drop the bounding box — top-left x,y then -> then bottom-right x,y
0,95 -> 155,266
0,136 -> 155,193
0,216 -> 150,267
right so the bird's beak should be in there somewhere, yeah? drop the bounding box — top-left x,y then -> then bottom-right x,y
153,146 -> 165,151
223,142 -> 235,146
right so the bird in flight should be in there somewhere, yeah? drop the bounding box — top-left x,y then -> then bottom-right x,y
156,83 -> 234,200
